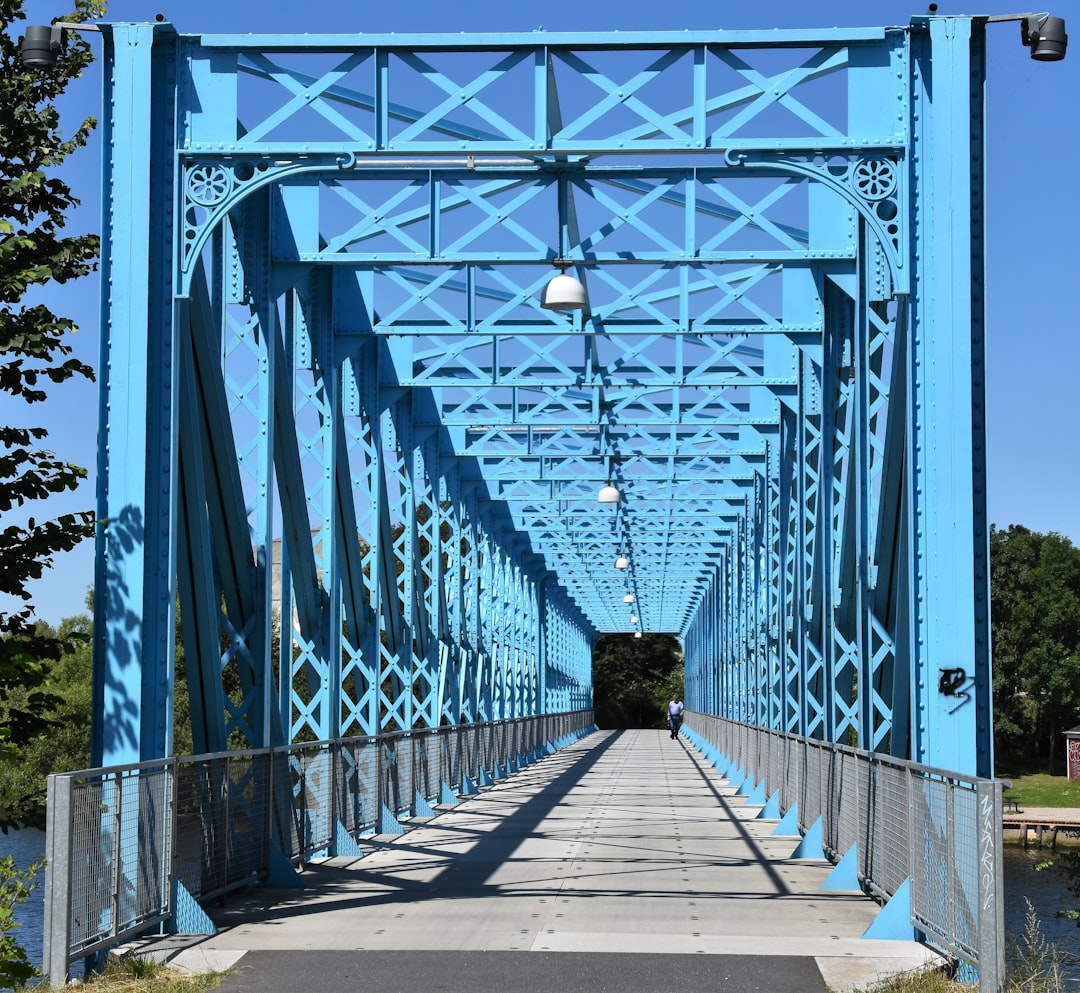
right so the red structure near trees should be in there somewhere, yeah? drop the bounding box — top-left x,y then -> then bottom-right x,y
1066,726 -> 1080,781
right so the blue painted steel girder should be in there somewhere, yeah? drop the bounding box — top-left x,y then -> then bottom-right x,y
94,16 -> 994,780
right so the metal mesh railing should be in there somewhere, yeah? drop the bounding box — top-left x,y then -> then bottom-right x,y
44,709 -> 594,983
173,751 -> 271,901
682,712 -> 1004,992
335,736 -> 378,838
417,730 -> 440,805
460,723 -> 479,783
46,762 -> 173,969
438,728 -> 460,793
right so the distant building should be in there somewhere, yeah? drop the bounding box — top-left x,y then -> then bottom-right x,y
1067,725 -> 1080,782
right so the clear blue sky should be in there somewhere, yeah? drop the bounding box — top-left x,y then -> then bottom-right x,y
10,0 -> 1080,624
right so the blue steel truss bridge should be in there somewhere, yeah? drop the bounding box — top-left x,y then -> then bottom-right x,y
93,13 -> 1001,773
38,10 -> 1066,989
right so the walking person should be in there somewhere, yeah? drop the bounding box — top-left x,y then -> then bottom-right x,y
667,696 -> 684,739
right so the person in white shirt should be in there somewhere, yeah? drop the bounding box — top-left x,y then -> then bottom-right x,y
667,696 -> 684,739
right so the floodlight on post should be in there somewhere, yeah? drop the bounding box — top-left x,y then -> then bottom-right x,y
19,20 -> 101,67
615,555 -> 630,570
20,24 -> 64,66
1022,14 -> 1067,60
986,12 -> 1068,61
540,260 -> 587,311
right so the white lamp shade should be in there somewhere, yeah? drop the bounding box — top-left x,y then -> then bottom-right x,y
614,555 -> 630,570
623,593 -> 635,604
629,615 -> 638,624
597,483 -> 621,503
634,631 -> 643,638
540,272 -> 587,311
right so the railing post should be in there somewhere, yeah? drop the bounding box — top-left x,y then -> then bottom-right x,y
111,772 -> 123,942
265,750 -> 276,874
975,779 -> 1004,993
43,774 -> 74,985
329,741 -> 339,851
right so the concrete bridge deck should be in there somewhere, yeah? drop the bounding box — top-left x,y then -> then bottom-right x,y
140,730 -> 942,992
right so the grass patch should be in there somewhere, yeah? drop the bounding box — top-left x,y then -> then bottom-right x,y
41,956 -> 228,992
998,773 -> 1080,808
842,967 -> 968,991
844,900 -> 1073,993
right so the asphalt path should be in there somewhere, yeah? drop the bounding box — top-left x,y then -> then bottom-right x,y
211,949 -> 830,993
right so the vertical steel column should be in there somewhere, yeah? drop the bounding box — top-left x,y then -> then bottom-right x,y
490,550 -> 508,720
909,18 -> 991,776
756,473 -> 772,728
777,405 -> 799,735
536,580 -> 549,717
291,276 -> 337,741
461,508 -> 482,721
798,350 -> 823,739
436,471 -> 464,725
410,427 -> 441,729
505,558 -> 523,718
93,24 -> 178,765
476,524 -> 495,721
380,396 -> 415,731
706,573 -> 718,716
766,442 -> 784,732
317,278 -> 344,743
333,350 -> 375,740
525,576 -> 540,716
354,337 -> 383,738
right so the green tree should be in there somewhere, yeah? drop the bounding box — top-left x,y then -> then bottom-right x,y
0,855 -> 40,989
991,524 -> 1080,772
0,0 -> 103,828
593,633 -> 683,729
0,611 -> 93,826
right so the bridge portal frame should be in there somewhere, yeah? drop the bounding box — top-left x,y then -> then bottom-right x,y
91,16 -> 993,776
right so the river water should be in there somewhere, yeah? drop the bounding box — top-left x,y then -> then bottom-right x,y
2,829 -> 1078,983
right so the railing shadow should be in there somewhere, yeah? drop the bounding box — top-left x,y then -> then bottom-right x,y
205,732 -> 623,925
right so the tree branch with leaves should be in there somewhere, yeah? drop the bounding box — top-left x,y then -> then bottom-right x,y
0,0 -> 104,823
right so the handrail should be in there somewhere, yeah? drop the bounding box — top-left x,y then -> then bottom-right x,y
43,710 -> 595,984
681,712 -> 1004,993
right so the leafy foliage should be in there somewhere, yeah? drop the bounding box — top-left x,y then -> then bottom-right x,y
592,633 -> 683,729
0,0 -> 102,821
990,525 -> 1080,772
0,589 -> 248,826
0,612 -> 93,827
0,855 -> 40,989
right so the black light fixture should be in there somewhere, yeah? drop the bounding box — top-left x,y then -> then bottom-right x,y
20,24 -> 66,66
20,20 -> 104,68
1021,14 -> 1068,61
